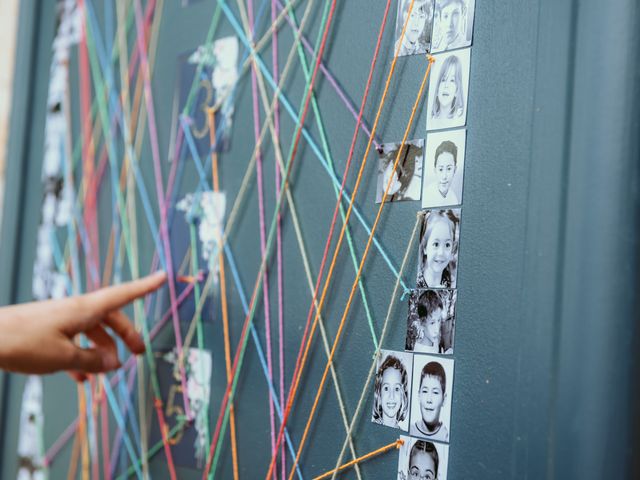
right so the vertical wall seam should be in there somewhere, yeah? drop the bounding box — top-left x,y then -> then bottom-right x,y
545,0 -> 580,477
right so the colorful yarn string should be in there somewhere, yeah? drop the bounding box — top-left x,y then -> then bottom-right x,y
243,0 -> 278,470
235,2 -> 390,473
207,109 -> 240,480
314,439 -> 403,480
265,2 -> 420,476
287,56 -> 434,480
201,0 -> 338,477
276,0 -> 384,349
168,1 -> 410,476
229,0 -> 367,475
330,213 -> 423,480
232,0 -> 367,475
38,0 -> 433,478
270,0 -> 285,475
230,2 -> 366,475
82,1 -> 182,476
175,1 -> 405,293
174,1 -> 376,466
133,0 -> 191,424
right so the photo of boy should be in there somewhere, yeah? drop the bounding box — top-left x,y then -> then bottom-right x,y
376,139 -> 424,203
397,435 -> 449,480
409,356 -> 454,443
425,48 -> 471,131
431,0 -> 476,53
371,350 -> 413,431
422,129 -> 466,208
406,289 -> 457,354
395,0 -> 435,57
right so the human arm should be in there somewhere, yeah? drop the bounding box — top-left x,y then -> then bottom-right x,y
0,271 -> 166,381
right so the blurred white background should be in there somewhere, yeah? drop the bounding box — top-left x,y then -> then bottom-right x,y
0,0 -> 20,230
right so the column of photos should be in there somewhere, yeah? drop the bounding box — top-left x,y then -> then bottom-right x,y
371,1 -> 476,478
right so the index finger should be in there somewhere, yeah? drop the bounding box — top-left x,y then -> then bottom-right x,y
84,271 -> 167,315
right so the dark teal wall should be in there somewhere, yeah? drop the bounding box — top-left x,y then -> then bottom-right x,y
1,0 -> 639,479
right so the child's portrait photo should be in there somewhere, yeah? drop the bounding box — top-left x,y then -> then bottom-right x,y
425,48 -> 471,131
409,355 -> 454,443
397,435 -> 449,480
376,139 -> 424,204
405,289 -> 457,354
431,0 -> 476,53
395,0 -> 435,57
371,349 -> 413,432
416,209 -> 461,289
422,129 -> 466,208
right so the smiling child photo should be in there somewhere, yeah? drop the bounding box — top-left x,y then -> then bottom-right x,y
375,139 -> 424,203
409,355 -> 454,443
422,129 -> 466,208
371,349 -> 414,432
416,209 -> 461,289
397,435 -> 449,480
426,48 -> 471,131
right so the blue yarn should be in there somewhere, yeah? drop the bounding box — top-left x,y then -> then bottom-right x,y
84,0 -> 167,271
175,0 -> 272,222
110,360 -> 144,471
219,0 -> 408,290
103,378 -> 145,480
46,214 -> 145,469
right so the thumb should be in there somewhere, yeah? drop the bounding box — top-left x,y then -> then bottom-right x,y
67,346 -> 120,374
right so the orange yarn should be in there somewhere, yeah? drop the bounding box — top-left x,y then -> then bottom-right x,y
263,3 -> 423,477
312,439 -> 403,480
153,398 -> 177,480
208,108 -> 240,480
77,384 -> 90,480
286,55 -> 434,480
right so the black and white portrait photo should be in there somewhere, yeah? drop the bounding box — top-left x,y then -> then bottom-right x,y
409,355 -> 454,444
397,435 -> 449,480
376,139 -> 424,203
395,0 -> 435,57
425,48 -> 471,131
371,349 -> 413,432
431,0 -> 476,53
422,129 -> 466,208
406,289 -> 457,354
416,209 -> 461,289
